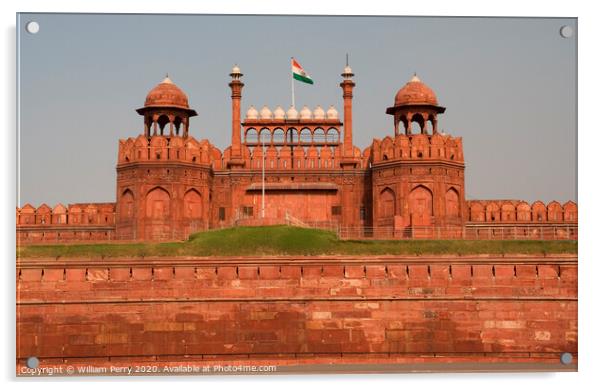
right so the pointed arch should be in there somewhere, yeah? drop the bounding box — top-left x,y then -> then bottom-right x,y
501,202 -> 516,221
445,187 -> 460,217
120,189 -> 135,221
469,202 -> 485,222
516,201 -> 531,221
485,202 -> 500,222
145,186 -> 170,219
547,201 -> 563,222
381,136 -> 394,161
532,201 -> 547,222
379,187 -> 396,219
409,185 -> 433,224
563,201 -> 577,222
183,189 -> 202,219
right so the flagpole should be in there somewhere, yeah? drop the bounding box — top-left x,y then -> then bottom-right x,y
291,57 -> 295,108
261,135 -> 265,219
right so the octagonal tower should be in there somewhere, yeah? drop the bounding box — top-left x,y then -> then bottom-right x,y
370,74 -> 466,237
115,76 -> 217,240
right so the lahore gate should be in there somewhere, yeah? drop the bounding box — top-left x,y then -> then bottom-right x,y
16,62 -> 579,373
16,64 -> 577,242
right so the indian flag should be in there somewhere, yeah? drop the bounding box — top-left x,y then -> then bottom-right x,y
291,58 -> 314,85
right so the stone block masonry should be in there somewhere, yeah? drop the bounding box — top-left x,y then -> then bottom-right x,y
16,254 -> 577,372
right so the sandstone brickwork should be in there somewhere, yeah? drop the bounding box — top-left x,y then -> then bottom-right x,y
16,255 -> 577,370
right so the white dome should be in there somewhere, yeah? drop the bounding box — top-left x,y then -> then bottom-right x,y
326,105 -> 339,119
300,105 -> 312,120
232,64 -> 241,74
343,65 -> 353,74
246,105 -> 258,119
286,106 -> 298,120
313,105 -> 325,119
273,105 -> 285,119
259,105 -> 273,119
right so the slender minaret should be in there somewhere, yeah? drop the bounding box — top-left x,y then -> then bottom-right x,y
340,56 -> 355,158
229,65 -> 244,163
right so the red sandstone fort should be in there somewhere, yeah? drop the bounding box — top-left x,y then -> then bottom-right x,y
16,64 -> 577,242
16,64 -> 578,373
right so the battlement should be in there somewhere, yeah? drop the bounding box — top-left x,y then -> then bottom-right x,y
117,135 -> 223,168
16,202 -> 115,226
467,200 -> 578,223
370,133 -> 464,163
223,143 -> 367,171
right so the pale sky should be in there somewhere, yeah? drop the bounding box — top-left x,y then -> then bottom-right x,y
17,14 -> 576,206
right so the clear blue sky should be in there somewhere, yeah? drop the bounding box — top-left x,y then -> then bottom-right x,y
17,14 -> 576,206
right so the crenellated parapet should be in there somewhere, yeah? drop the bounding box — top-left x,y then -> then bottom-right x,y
370,133 -> 463,163
117,135 -> 223,168
16,203 -> 115,226
466,200 -> 577,223
223,143 -> 367,170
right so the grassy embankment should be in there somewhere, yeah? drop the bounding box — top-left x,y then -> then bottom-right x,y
17,225 -> 577,259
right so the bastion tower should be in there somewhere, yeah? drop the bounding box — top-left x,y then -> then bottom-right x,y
114,76 -> 219,240
370,75 -> 466,235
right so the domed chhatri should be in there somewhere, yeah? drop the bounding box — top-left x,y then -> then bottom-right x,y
144,75 -> 191,110
273,105 -> 286,120
286,106 -> 299,120
259,105 -> 273,119
313,105 -> 325,120
300,105 -> 312,120
137,75 -> 197,138
246,105 -> 258,120
386,74 -> 445,136
326,105 -> 339,120
394,74 -> 438,107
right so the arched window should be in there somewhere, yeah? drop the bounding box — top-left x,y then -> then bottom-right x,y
410,113 -> 424,134
245,128 -> 258,144
313,128 -> 325,143
326,128 -> 339,143
273,128 -> 285,143
259,128 -> 271,144
300,128 -> 312,143
287,128 -> 299,143
157,114 -> 170,135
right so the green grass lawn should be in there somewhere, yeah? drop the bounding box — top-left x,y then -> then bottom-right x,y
17,225 -> 577,259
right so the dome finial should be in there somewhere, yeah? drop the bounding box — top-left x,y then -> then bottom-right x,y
162,73 -> 173,84
410,73 -> 421,82
342,54 -> 354,79
230,64 -> 243,80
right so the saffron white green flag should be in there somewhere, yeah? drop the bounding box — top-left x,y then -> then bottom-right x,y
291,58 -> 314,85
